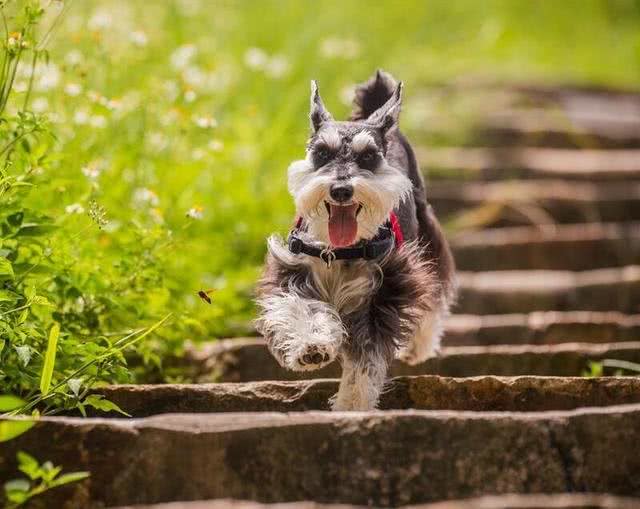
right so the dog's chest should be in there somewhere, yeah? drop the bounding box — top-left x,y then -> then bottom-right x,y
309,259 -> 379,314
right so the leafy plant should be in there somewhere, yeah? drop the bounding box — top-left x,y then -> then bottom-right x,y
0,0 -> 178,413
3,451 -> 89,509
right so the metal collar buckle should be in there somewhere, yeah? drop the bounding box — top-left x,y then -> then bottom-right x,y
320,247 -> 336,268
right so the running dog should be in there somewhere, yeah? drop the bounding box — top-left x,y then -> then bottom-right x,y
256,70 -> 456,410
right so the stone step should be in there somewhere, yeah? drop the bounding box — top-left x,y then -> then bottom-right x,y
112,493 -> 640,509
475,108 -> 640,149
417,147 -> 640,181
457,266 -> 640,314
184,339 -> 640,382
445,312 -> 640,346
451,223 -> 640,271
4,405 -> 640,507
91,376 -> 640,416
428,180 -> 640,225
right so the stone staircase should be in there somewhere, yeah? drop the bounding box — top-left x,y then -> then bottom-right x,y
3,84 -> 640,509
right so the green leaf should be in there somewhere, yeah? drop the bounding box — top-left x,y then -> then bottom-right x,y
17,307 -> 29,324
4,479 -> 30,493
0,420 -> 35,442
50,471 -> 90,488
4,478 -> 30,499
0,257 -> 14,279
24,285 -> 36,301
40,322 -> 60,396
0,395 -> 26,412
17,451 -> 40,480
0,289 -> 19,302
82,395 -> 131,417
32,295 -> 53,306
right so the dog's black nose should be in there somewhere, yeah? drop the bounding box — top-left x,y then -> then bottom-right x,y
329,184 -> 354,203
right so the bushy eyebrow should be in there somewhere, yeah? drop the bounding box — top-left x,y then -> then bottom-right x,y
351,131 -> 377,153
316,127 -> 342,151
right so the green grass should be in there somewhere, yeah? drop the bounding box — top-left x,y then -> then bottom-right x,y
2,0 -> 640,391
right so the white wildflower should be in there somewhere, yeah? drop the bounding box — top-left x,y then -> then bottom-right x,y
186,206 -> 203,219
183,65 -> 206,88
90,115 -> 107,128
31,97 -> 49,113
65,203 -> 85,214
65,49 -> 83,66
64,82 -> 82,96
73,109 -> 89,125
170,44 -> 197,70
244,47 -> 268,70
35,62 -> 61,91
208,139 -> 224,152
163,80 -> 180,101
88,9 -> 113,31
319,37 -> 360,59
265,54 -> 290,78
130,30 -> 148,47
184,89 -> 197,102
194,115 -> 217,128
81,161 -> 104,180
147,132 -> 168,151
133,187 -> 159,207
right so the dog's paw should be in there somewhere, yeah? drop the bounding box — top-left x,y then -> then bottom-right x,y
397,344 -> 439,366
287,343 -> 336,371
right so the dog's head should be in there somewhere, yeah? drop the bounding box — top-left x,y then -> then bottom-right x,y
287,81 -> 412,248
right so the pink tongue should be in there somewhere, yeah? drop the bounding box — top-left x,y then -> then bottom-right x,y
328,203 -> 359,247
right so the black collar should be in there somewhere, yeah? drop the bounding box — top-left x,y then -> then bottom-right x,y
287,223 -> 395,267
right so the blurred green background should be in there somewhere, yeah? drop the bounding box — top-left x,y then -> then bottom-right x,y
15,0 -> 640,345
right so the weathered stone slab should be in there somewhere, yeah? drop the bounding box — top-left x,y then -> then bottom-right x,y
3,406 -> 640,507
428,179 -> 640,225
414,493 -> 640,509
476,108 -> 640,149
91,376 -> 640,416
457,266 -> 640,314
115,502 -> 359,509
452,222 -> 640,271
112,493 -> 640,509
417,147 -> 640,181
445,312 -> 640,346
184,338 -> 640,382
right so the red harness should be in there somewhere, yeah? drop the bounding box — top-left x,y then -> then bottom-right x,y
389,212 -> 404,248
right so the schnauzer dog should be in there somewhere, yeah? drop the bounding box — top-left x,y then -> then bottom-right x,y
256,70 -> 456,411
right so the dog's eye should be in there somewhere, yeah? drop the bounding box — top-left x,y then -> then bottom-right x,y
313,146 -> 334,167
357,150 -> 379,170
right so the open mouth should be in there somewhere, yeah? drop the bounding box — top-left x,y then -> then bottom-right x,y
325,201 -> 362,247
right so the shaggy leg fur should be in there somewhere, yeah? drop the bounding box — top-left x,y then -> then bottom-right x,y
398,307 -> 446,365
331,353 -> 389,411
256,292 -> 345,371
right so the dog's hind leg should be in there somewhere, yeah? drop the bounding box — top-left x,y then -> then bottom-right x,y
256,292 -> 345,372
397,305 -> 447,365
331,351 -> 389,411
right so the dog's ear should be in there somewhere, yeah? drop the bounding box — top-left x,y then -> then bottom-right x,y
366,81 -> 402,136
310,80 -> 333,132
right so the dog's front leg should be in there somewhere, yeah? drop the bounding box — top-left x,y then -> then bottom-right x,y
256,292 -> 345,372
331,351 -> 389,411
